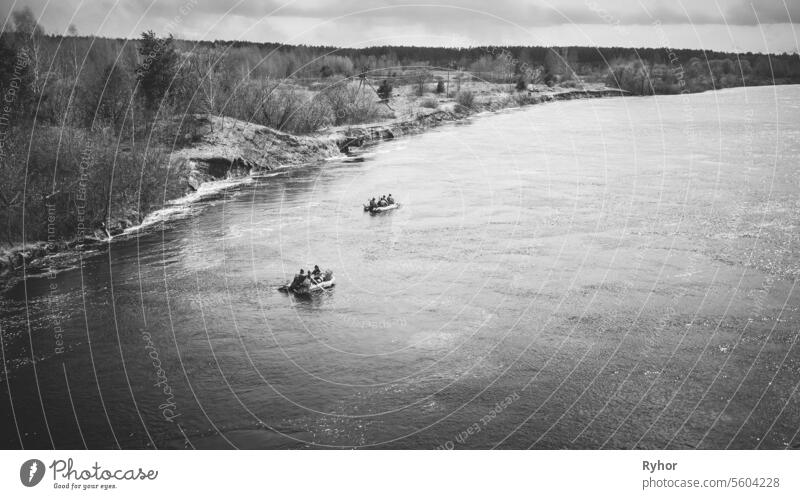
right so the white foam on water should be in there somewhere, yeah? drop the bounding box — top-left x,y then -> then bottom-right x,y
121,176 -> 255,236
252,170 -> 290,179
325,153 -> 349,162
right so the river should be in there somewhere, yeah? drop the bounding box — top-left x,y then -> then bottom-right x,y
2,85 -> 799,449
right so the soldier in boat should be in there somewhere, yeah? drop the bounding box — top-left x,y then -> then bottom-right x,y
289,269 -> 307,291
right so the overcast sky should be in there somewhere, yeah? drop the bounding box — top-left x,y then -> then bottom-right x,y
2,0 -> 799,53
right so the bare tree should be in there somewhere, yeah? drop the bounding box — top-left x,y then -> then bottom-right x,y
414,69 -> 431,96
67,24 -> 79,78
12,6 -> 45,93
189,49 -> 224,130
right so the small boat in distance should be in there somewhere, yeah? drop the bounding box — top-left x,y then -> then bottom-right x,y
279,269 -> 335,295
363,203 -> 399,213
363,194 -> 399,213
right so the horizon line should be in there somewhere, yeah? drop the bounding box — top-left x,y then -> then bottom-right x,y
18,31 -> 800,57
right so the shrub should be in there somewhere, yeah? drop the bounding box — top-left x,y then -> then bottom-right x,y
420,97 -> 438,109
377,79 -> 392,100
606,61 -> 653,95
513,92 -> 532,106
414,70 -> 431,96
320,81 -> 385,126
79,63 -> 134,133
455,90 -> 475,109
0,125 -> 173,244
561,79 -> 581,88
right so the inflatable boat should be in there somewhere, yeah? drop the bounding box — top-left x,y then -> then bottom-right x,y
279,274 -> 335,294
363,203 -> 399,213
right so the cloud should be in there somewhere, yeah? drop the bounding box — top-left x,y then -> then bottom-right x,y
1,0 -> 799,53
724,0 -> 800,25
202,0 -> 800,26
172,0 -> 800,26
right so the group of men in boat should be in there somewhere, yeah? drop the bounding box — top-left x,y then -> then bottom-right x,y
367,194 -> 395,210
289,265 -> 326,291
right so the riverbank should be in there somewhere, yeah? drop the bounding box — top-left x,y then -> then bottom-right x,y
168,84 -> 627,183
328,86 -> 625,151
0,84 -> 625,291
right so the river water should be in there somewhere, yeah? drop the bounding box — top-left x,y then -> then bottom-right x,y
2,86 -> 799,449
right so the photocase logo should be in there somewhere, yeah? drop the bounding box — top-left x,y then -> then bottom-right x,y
20,459 -> 45,487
